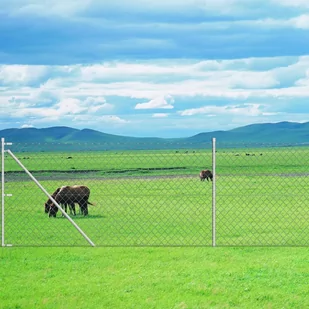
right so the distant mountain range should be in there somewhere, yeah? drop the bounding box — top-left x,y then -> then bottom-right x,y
1,121 -> 309,151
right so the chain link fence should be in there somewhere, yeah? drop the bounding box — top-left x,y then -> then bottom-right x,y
1,139 -> 309,247
216,142 -> 309,246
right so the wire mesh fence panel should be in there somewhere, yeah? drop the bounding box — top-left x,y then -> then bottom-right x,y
2,142 -> 213,247
215,143 -> 309,246
4,140 -> 309,247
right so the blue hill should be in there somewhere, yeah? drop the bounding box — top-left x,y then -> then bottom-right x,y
1,121 -> 309,150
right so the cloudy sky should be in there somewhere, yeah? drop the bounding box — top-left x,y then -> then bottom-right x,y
1,0 -> 309,137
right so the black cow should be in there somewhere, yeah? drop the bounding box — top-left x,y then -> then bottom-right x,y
199,170 -> 213,182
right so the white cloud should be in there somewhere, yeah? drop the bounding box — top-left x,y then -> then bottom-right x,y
20,124 -> 34,128
0,65 -> 47,85
72,114 -> 129,124
179,104 -> 265,117
6,95 -> 114,122
14,106 -> 60,118
84,96 -> 113,113
100,115 -> 129,124
2,55 -> 309,136
79,62 -> 191,81
2,56 -> 306,100
290,14 -> 309,29
56,98 -> 85,114
152,113 -> 168,118
70,58 -> 287,85
135,95 -> 174,109
2,56 -> 309,108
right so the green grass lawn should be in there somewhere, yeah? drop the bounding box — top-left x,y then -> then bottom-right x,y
1,247 -> 309,309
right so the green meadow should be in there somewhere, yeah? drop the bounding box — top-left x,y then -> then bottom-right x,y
1,146 -> 309,308
2,146 -> 309,246
1,247 -> 309,309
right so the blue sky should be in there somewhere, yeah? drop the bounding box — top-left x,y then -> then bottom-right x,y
1,0 -> 309,137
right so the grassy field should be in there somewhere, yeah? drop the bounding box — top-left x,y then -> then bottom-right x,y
1,145 -> 309,308
3,176 -> 213,246
1,247 -> 309,308
2,146 -> 309,247
2,174 -> 309,247
5,145 -> 309,174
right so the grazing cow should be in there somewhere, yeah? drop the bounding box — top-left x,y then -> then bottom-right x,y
199,169 -> 213,182
44,187 -> 76,216
46,185 -> 94,217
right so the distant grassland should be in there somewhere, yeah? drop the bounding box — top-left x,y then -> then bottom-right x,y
4,149 -> 211,174
4,146 -> 309,175
2,146 -> 309,247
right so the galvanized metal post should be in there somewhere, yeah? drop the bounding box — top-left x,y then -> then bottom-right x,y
1,138 -> 5,247
212,137 -> 216,247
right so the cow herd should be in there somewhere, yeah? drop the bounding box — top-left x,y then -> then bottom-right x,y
44,169 -> 212,218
